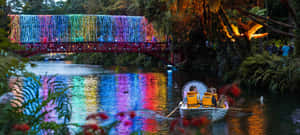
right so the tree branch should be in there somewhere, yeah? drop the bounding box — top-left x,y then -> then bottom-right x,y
236,7 -> 295,29
242,12 -> 296,38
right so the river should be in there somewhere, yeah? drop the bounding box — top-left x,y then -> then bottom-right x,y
13,61 -> 300,135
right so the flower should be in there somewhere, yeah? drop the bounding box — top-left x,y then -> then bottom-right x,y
123,120 -> 133,126
182,118 -> 189,127
230,84 -> 241,97
82,124 -> 99,131
191,119 -> 201,127
177,127 -> 185,133
198,117 -> 209,125
117,112 -> 125,117
227,96 -> 235,105
13,123 -> 30,132
170,119 -> 178,131
191,117 -> 209,127
129,111 -> 136,119
86,114 -> 97,120
98,112 -> 109,120
84,131 -> 93,135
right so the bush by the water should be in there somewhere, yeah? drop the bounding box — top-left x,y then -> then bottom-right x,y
238,52 -> 300,94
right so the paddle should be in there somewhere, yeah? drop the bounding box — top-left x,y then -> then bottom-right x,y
166,102 -> 183,118
229,107 -> 252,113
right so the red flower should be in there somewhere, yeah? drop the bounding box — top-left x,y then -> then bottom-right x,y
84,131 -> 93,135
129,111 -> 136,119
82,124 -> 99,131
13,124 -> 30,132
182,118 -> 189,127
123,120 -> 133,126
98,113 -> 109,120
218,87 -> 225,95
178,127 -> 185,133
117,112 -> 125,117
191,116 -> 209,127
86,114 -> 97,120
170,119 -> 178,131
227,96 -> 235,105
89,124 -> 99,131
199,116 -> 209,125
100,128 -> 105,134
230,84 -> 241,97
191,119 -> 201,127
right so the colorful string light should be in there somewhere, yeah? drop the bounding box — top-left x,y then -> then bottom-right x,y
9,15 -> 165,43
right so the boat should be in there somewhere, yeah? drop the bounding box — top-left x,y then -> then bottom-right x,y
179,81 -> 228,122
179,102 -> 228,122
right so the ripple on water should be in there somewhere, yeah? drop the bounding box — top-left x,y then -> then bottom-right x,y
26,61 -> 112,76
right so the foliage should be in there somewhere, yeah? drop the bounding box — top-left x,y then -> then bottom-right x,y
0,0 -> 28,94
239,52 -> 300,94
1,76 -> 72,134
249,6 -> 267,16
11,76 -> 72,134
1,1 -> 72,134
169,116 -> 210,135
72,53 -> 164,68
292,0 -> 300,57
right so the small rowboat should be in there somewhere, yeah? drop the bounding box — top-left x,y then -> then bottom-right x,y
179,102 -> 228,122
179,81 -> 228,122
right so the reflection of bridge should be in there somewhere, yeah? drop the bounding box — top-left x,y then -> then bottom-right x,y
9,15 -> 179,64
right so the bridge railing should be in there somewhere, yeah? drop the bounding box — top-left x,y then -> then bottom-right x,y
17,41 -> 170,54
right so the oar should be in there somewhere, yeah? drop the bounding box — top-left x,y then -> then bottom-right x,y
166,102 -> 183,118
229,107 -> 252,113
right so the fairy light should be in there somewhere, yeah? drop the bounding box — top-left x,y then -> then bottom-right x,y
9,15 -> 163,44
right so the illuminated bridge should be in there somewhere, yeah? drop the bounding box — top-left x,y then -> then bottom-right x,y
9,15 -> 176,64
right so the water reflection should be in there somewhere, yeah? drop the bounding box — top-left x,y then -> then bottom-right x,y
69,73 -> 168,134
247,104 -> 266,135
228,117 -> 245,135
9,62 -> 300,135
71,76 -> 86,126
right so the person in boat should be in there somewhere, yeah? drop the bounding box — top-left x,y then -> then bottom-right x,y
211,88 -> 218,102
217,95 -> 229,108
202,88 -> 217,107
186,86 -> 201,108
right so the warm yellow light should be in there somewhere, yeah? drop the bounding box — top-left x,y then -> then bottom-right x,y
251,33 -> 269,39
231,24 -> 242,37
246,24 -> 264,40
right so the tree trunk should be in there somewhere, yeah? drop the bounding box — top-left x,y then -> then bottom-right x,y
295,0 -> 300,57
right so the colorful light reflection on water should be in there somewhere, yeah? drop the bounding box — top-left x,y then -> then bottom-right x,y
16,72 -> 169,134
11,62 -> 300,135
